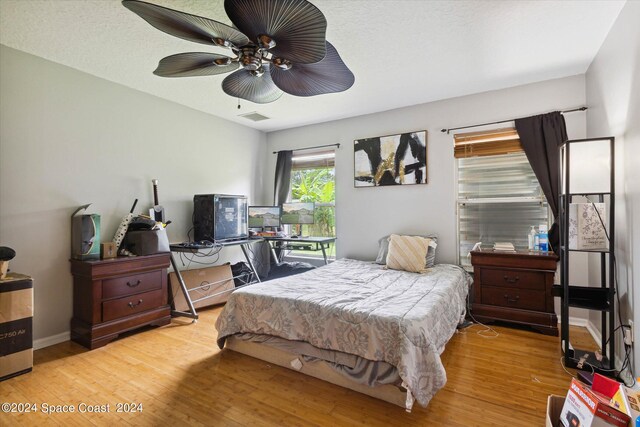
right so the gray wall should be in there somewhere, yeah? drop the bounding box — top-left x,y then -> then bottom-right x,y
0,45 -> 267,344
265,75 -> 587,265
585,2 -> 640,369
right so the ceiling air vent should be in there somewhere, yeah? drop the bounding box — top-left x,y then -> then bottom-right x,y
239,112 -> 270,122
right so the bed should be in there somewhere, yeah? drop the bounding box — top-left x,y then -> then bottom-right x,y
215,258 -> 471,411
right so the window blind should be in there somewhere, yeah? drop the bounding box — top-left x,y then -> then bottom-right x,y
457,152 -> 544,200
454,128 -> 521,158
292,149 -> 335,169
456,149 -> 548,268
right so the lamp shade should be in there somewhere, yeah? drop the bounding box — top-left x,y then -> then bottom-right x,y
562,138 -> 613,195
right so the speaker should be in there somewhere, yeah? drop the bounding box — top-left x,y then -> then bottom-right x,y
71,205 -> 101,260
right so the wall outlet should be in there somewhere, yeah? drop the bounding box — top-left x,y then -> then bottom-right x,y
624,320 -> 634,346
630,320 -> 634,344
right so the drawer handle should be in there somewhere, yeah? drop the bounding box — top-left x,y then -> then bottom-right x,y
503,275 -> 520,284
128,299 -> 143,308
127,280 -> 142,288
504,294 -> 520,303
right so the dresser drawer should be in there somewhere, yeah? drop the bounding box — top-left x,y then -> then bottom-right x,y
481,286 -> 546,311
102,271 -> 162,299
479,268 -> 545,290
102,289 -> 164,322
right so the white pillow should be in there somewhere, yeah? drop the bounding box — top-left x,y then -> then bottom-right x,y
385,234 -> 431,273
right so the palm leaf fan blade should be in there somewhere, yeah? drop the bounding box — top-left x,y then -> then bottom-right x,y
222,65 -> 284,103
122,0 -> 249,48
224,0 -> 327,64
154,53 -> 238,77
270,42 -> 354,96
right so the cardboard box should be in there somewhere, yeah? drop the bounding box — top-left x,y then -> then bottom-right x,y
547,395 -> 566,427
168,265 -> 234,311
569,203 -> 608,250
0,274 -> 33,381
560,378 -> 630,427
619,386 -> 640,422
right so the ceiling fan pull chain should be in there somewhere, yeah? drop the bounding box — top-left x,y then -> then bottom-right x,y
237,98 -> 241,110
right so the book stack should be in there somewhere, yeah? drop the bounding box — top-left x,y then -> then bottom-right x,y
493,242 -> 516,252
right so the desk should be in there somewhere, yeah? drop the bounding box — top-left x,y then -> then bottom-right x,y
262,236 -> 336,265
169,239 -> 262,321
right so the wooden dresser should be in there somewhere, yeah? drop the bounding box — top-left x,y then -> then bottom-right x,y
70,254 -> 171,349
470,250 -> 558,336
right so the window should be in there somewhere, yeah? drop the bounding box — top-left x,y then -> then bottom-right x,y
289,149 -> 336,257
455,128 -> 549,268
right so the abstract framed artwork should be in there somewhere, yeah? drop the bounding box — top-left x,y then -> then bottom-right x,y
354,131 -> 427,187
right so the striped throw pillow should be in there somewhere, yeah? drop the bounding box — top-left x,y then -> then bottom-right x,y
385,234 -> 431,273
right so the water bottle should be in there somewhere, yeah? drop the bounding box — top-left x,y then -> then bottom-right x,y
528,226 -> 536,250
539,224 -> 549,252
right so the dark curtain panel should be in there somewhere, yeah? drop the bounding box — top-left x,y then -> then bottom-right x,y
273,150 -> 293,205
515,111 -> 568,254
273,150 -> 293,263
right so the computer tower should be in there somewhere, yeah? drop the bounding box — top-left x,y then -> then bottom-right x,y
193,194 -> 248,242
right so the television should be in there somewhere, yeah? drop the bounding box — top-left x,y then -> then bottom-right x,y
248,206 -> 281,228
193,194 -> 248,242
281,202 -> 315,225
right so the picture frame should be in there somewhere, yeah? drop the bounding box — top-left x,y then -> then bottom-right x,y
354,130 -> 427,187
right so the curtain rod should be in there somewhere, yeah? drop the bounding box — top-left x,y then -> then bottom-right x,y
273,143 -> 340,154
440,106 -> 588,134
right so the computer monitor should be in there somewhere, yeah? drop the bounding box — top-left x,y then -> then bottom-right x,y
248,206 -> 281,228
281,202 -> 315,225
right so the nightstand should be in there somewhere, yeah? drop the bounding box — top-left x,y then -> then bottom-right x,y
470,249 -> 558,336
70,253 -> 171,349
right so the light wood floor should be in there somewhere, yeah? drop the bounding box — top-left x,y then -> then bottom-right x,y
1,307 -> 596,426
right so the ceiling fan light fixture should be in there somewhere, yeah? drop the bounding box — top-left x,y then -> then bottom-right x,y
214,57 -> 232,66
239,46 -> 263,71
257,34 -> 276,49
250,67 -> 266,77
272,57 -> 292,70
212,37 -> 232,48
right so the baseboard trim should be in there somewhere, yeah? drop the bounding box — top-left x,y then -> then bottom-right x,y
34,331 -> 70,350
567,316 -> 590,328
566,317 -> 602,349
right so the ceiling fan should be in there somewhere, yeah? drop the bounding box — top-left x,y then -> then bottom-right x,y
122,0 -> 355,104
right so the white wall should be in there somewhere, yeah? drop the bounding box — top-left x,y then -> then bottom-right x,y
585,2 -> 640,369
0,45 -> 267,344
265,75 -> 586,264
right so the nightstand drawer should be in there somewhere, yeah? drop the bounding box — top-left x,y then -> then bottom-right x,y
480,268 -> 545,290
102,271 -> 162,299
102,289 -> 164,322
481,286 -> 546,311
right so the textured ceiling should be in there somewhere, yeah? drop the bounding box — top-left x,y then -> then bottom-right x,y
0,0 -> 625,132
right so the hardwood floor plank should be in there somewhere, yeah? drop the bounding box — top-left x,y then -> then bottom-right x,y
0,306 -> 591,426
